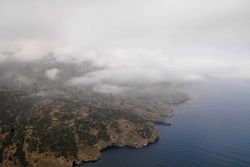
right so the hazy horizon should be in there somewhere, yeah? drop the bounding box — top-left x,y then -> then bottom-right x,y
1,1 -> 250,166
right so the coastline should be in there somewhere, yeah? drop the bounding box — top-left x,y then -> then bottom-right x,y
76,124 -> 159,165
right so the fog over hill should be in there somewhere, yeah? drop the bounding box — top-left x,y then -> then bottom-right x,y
1,0 -> 250,88
0,1 -> 249,167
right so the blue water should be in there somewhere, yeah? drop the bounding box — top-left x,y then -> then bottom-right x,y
83,80 -> 250,167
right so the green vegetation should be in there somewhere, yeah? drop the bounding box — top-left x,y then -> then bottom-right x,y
0,88 -> 162,166
38,126 -> 78,158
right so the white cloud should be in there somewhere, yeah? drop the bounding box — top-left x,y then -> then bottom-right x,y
45,68 -> 60,80
0,0 -> 250,85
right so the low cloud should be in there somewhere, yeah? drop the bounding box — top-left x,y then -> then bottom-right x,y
0,0 -> 249,93
45,68 -> 60,80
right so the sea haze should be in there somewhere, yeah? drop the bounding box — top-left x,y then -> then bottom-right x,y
83,79 -> 250,167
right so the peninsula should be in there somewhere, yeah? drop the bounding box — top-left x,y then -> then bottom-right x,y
0,60 -> 189,167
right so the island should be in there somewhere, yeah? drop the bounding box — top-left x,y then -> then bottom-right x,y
0,59 -> 189,167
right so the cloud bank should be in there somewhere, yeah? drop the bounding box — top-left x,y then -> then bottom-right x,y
0,0 -> 250,91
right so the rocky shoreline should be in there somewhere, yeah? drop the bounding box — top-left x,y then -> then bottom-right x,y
77,125 -> 160,166
0,89 -> 174,167
16,122 -> 162,167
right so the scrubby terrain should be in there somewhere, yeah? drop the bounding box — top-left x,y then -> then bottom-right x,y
0,59 -> 189,167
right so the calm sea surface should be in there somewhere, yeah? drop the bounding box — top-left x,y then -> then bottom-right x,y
83,80 -> 250,167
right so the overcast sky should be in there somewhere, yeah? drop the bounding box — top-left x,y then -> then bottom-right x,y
0,0 -> 250,84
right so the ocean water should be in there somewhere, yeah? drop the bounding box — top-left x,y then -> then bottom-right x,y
83,80 -> 250,167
